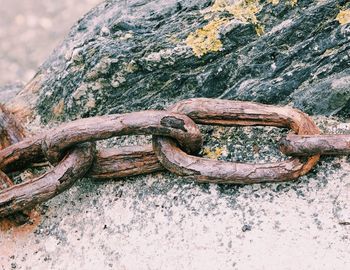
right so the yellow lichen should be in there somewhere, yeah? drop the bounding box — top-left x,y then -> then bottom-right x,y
187,0 -> 298,57
125,61 -> 138,73
213,0 -> 265,37
289,0 -> 298,7
186,0 -> 263,57
255,24 -> 265,36
268,0 -> 280,5
211,0 -> 226,11
186,18 -> 226,57
203,147 -> 224,159
212,0 -> 261,24
268,0 -> 298,6
336,9 -> 350,25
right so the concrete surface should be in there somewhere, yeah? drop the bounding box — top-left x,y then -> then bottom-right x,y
1,118 -> 350,270
0,0 -> 102,86
0,1 -> 350,270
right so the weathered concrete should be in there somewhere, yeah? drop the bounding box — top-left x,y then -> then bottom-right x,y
1,118 -> 349,270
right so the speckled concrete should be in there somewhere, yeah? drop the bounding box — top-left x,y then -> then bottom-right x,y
1,118 -> 349,270
0,1 -> 350,270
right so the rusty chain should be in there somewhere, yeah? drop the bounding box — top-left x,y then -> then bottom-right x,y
0,98 -> 349,218
153,98 -> 320,184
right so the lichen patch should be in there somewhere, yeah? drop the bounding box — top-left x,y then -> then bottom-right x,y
72,84 -> 88,100
212,0 -> 261,24
186,0 -> 263,57
336,9 -> 350,25
268,0 -> 280,5
186,19 -> 226,57
186,0 -> 298,57
268,0 -> 298,6
290,0 -> 298,6
203,146 -> 226,160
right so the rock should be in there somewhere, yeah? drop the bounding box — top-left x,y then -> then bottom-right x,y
293,71 -> 350,116
8,0 -> 350,123
241,224 -> 252,232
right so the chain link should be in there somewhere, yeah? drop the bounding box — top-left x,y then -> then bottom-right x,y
153,98 -> 320,184
0,98 -> 349,218
0,105 -> 26,189
280,134 -> 350,156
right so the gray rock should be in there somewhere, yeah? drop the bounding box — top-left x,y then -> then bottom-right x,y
11,0 -> 350,123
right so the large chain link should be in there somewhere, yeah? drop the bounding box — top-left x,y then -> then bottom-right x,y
0,98 -> 349,218
153,98 -> 320,184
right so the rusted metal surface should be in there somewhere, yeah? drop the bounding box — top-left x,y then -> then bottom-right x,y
280,134 -> 350,156
0,104 -> 33,222
0,110 -> 202,217
89,145 -> 163,179
1,98 -> 350,218
0,104 -> 26,149
0,170 -> 13,189
153,98 -> 321,184
0,136 -> 164,180
0,135 -> 44,173
1,101 -> 95,218
0,143 -> 95,217
43,111 -> 202,163
0,105 -> 27,188
0,110 -> 201,177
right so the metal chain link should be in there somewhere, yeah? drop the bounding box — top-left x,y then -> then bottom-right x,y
153,98 -> 321,184
0,98 -> 349,218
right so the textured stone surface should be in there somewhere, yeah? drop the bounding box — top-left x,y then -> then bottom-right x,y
1,0 -> 350,269
9,0 -> 350,123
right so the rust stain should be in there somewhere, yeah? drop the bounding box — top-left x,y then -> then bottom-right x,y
0,210 -> 41,262
6,74 -> 44,123
52,98 -> 65,116
0,210 -> 41,232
